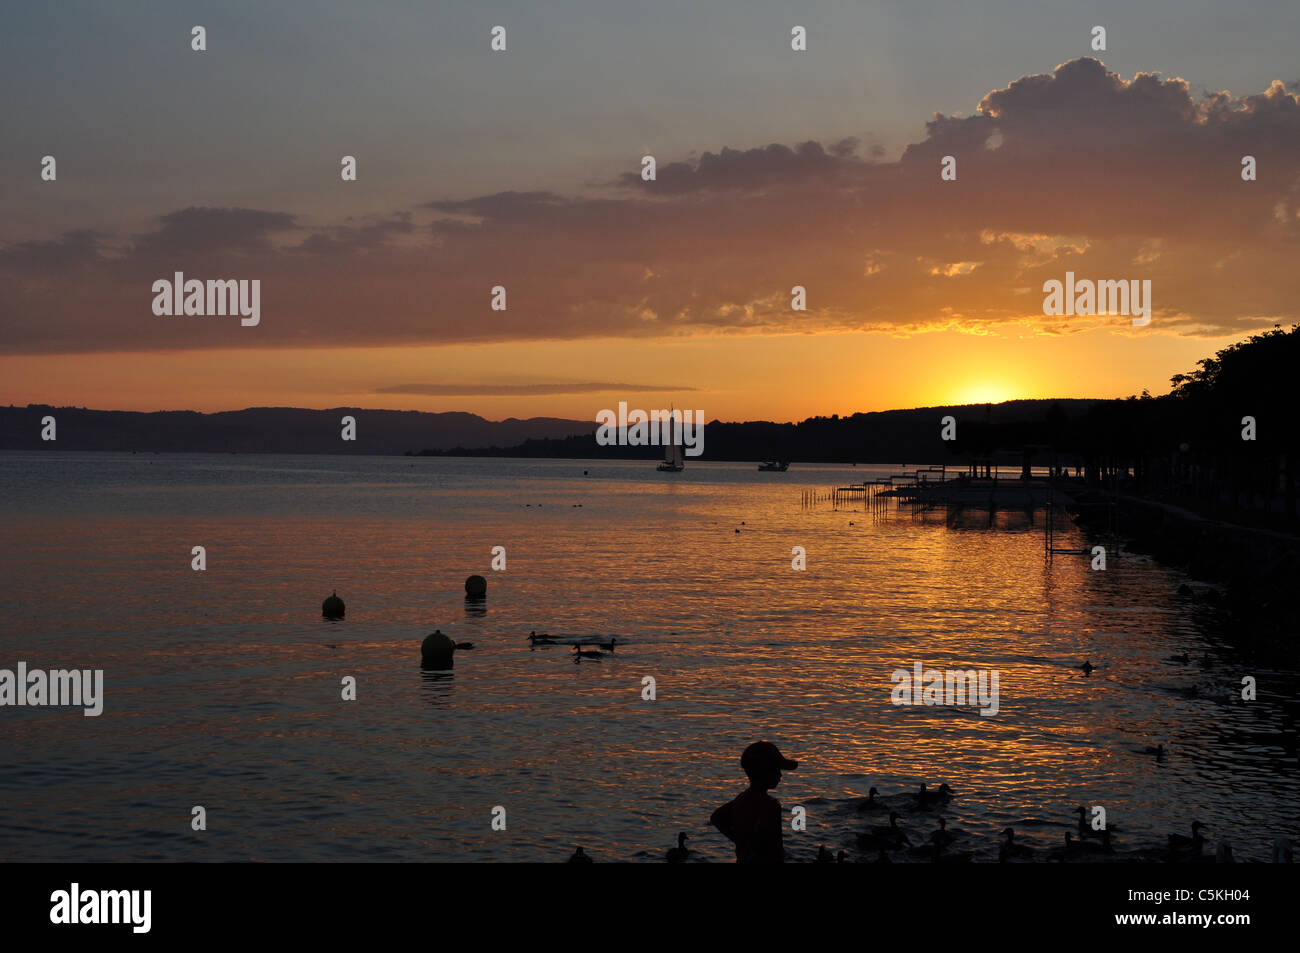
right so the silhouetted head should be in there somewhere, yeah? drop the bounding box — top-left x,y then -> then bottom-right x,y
868,786 -> 879,798
677,832 -> 688,847
937,783 -> 954,796
741,741 -> 798,790
1002,827 -> 1015,839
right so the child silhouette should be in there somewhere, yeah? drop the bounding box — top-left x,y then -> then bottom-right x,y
710,741 -> 799,863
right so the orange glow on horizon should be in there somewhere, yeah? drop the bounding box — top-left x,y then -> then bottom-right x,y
0,327 -> 1254,423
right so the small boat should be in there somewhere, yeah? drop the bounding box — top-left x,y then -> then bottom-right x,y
656,435 -> 685,472
757,461 -> 789,471
657,404 -> 685,471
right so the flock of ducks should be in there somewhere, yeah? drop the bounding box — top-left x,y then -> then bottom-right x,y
821,786 -> 1275,864
528,629 -> 618,661
562,809 -> 1292,863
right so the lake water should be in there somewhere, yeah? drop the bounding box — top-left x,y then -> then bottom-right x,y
0,452 -> 1295,862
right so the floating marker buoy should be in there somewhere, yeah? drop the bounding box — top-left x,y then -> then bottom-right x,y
322,590 -> 345,619
421,629 -> 456,669
465,574 -> 487,600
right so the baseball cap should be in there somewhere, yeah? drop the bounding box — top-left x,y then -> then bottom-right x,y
741,740 -> 798,773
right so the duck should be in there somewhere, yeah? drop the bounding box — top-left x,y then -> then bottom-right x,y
665,832 -> 689,863
527,630 -> 557,646
915,782 -> 955,809
857,812 -> 910,851
929,817 -> 954,849
597,637 -> 617,653
999,827 -> 1034,861
1079,660 -> 1095,676
572,644 -> 603,661
855,786 -> 886,813
567,846 -> 593,863
1144,743 -> 1166,760
1167,821 -> 1206,854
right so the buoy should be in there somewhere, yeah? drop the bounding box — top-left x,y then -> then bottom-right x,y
421,629 -> 456,669
322,590 -> 345,619
465,574 -> 487,600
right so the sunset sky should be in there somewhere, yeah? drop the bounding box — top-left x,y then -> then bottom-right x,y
3,1 -> 1299,422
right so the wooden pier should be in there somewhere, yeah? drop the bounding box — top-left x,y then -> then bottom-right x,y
799,463 -> 1123,564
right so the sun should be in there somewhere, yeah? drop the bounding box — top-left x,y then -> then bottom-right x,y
951,382 -> 1017,405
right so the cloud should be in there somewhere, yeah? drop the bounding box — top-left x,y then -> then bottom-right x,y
131,207 -> 297,260
2,58 -> 1298,355
0,230 -> 108,273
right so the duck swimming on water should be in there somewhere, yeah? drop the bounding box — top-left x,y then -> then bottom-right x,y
929,817 -> 954,849
567,846 -> 593,863
915,783 -> 955,809
857,812 -> 910,851
666,832 -> 689,863
856,786 -> 886,813
1079,660 -> 1095,676
999,828 -> 1033,861
1167,821 -> 1206,854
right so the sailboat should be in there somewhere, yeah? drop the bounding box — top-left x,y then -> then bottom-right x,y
657,439 -> 684,472
656,407 -> 685,472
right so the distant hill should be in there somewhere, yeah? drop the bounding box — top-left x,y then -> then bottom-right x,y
0,398 -> 1103,461
419,398 -> 1105,462
0,405 -> 595,454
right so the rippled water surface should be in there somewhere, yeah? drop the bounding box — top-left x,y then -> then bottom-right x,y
1,452 -> 1296,862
